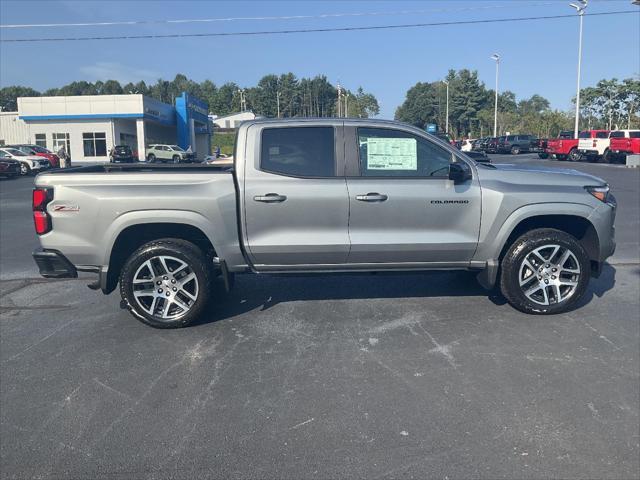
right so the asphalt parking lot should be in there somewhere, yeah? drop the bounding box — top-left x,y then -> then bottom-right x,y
1,154 -> 639,479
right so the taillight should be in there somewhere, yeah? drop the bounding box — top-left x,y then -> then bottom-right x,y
592,140 -> 597,147
32,187 -> 53,235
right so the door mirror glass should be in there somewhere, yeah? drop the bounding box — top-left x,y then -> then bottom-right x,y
449,162 -> 472,184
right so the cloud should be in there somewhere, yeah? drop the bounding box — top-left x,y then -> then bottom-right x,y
79,62 -> 160,84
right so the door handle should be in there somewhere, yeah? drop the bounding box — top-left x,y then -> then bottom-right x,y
253,193 -> 287,203
356,192 -> 388,202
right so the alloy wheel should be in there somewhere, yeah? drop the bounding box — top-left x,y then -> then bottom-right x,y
131,255 -> 199,320
518,244 -> 581,306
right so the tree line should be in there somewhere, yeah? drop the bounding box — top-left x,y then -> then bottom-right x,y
0,73 -> 379,119
395,69 -> 640,138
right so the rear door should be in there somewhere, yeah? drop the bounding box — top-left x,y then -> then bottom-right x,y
242,123 -> 350,268
344,125 -> 481,265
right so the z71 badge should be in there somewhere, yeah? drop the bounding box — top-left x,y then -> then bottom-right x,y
53,205 -> 80,212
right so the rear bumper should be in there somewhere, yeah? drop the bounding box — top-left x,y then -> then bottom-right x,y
32,248 -> 78,278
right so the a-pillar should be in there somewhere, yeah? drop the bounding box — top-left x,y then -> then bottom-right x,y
136,118 -> 146,161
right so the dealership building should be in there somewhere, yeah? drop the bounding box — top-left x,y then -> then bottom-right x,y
0,92 -> 212,163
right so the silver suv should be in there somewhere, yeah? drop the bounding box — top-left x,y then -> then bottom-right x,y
146,144 -> 195,163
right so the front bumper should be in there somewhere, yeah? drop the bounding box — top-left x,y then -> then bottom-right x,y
33,248 -> 78,278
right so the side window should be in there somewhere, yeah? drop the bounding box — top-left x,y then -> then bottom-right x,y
609,131 -> 624,138
260,127 -> 335,177
357,127 -> 453,177
596,132 -> 609,139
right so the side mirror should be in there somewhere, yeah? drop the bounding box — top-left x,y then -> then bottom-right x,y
449,162 -> 472,184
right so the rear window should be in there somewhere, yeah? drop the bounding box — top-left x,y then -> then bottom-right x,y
629,132 -> 640,139
596,131 -> 609,139
609,131 -> 625,138
260,127 -> 335,177
578,131 -> 591,138
506,135 -> 516,141
559,131 -> 573,139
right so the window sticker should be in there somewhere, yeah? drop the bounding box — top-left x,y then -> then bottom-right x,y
364,137 -> 417,170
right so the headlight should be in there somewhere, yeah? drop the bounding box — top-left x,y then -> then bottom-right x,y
585,185 -> 610,203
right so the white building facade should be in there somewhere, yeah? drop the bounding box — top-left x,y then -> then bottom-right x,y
0,92 -> 212,163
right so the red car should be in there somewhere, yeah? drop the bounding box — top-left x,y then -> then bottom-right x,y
9,144 -> 60,168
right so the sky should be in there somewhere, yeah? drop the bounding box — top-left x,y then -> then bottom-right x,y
0,0 -> 638,119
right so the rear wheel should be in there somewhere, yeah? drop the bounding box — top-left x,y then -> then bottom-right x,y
511,146 -> 520,155
500,228 -> 590,314
119,239 -> 212,328
147,153 -> 156,163
568,148 -> 581,162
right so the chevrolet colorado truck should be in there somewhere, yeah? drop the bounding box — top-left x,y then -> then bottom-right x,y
32,119 -> 617,328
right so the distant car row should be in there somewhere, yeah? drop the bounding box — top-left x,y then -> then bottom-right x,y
108,144 -> 197,164
0,144 -> 60,177
468,130 -> 640,163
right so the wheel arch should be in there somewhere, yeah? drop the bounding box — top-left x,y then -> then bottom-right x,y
103,220 -> 217,294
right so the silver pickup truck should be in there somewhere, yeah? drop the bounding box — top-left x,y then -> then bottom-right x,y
32,119 -> 616,328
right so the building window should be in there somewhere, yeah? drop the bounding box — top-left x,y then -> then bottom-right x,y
52,133 -> 70,155
34,133 -> 47,148
83,132 -> 107,157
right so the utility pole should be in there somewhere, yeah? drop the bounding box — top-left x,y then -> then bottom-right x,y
337,83 -> 342,117
442,80 -> 449,134
490,53 -> 500,137
277,91 -> 281,118
344,93 -> 348,118
237,89 -> 246,112
570,1 -> 587,138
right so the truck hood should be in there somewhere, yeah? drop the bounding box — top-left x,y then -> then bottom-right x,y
478,163 -> 606,187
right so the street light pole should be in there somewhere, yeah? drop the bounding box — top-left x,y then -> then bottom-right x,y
277,91 -> 281,118
490,53 -> 500,137
570,1 -> 587,139
442,80 -> 449,134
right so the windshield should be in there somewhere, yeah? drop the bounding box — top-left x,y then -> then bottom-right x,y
170,145 -> 185,152
32,146 -> 50,153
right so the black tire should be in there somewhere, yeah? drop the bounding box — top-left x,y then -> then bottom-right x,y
511,146 -> 520,155
499,228 -> 590,315
538,152 -> 549,159
600,149 -> 612,164
172,155 -> 180,164
19,163 -> 31,176
568,148 -> 581,162
555,154 -> 567,161
119,238 -> 212,328
147,153 -> 156,163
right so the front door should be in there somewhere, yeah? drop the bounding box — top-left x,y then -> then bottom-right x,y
345,126 -> 481,265
243,124 -> 350,268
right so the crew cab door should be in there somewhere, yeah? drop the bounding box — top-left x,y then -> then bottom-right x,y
344,125 -> 481,265
241,123 -> 350,268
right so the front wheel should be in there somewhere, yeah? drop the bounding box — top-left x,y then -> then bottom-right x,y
19,163 -> 30,175
511,146 -> 520,155
119,239 -> 212,328
147,153 -> 156,163
172,155 -> 180,164
499,228 -> 590,315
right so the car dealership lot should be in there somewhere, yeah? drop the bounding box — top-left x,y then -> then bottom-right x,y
1,155 -> 638,479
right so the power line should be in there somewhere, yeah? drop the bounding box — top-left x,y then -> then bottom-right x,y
0,2 -> 558,29
1,10 -> 636,43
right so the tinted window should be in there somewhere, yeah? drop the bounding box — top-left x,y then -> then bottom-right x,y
578,131 -> 591,138
559,131 -> 573,139
261,127 -> 335,177
596,131 -> 609,139
358,127 -> 453,178
507,135 -> 516,141
609,131 -> 625,138
629,132 -> 640,138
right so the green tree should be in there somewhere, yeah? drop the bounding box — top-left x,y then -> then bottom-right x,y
0,86 -> 40,111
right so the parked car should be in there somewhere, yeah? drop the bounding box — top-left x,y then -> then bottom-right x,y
0,151 -> 21,178
473,137 -> 491,151
32,118 -> 616,328
0,147 -> 50,175
460,139 -> 475,152
546,130 -> 606,162
532,138 -> 549,158
146,145 -> 195,163
486,136 -> 503,154
109,145 -> 136,163
608,130 -> 640,163
497,134 -> 534,154
578,130 -> 612,162
463,151 -> 491,163
8,144 -> 60,168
